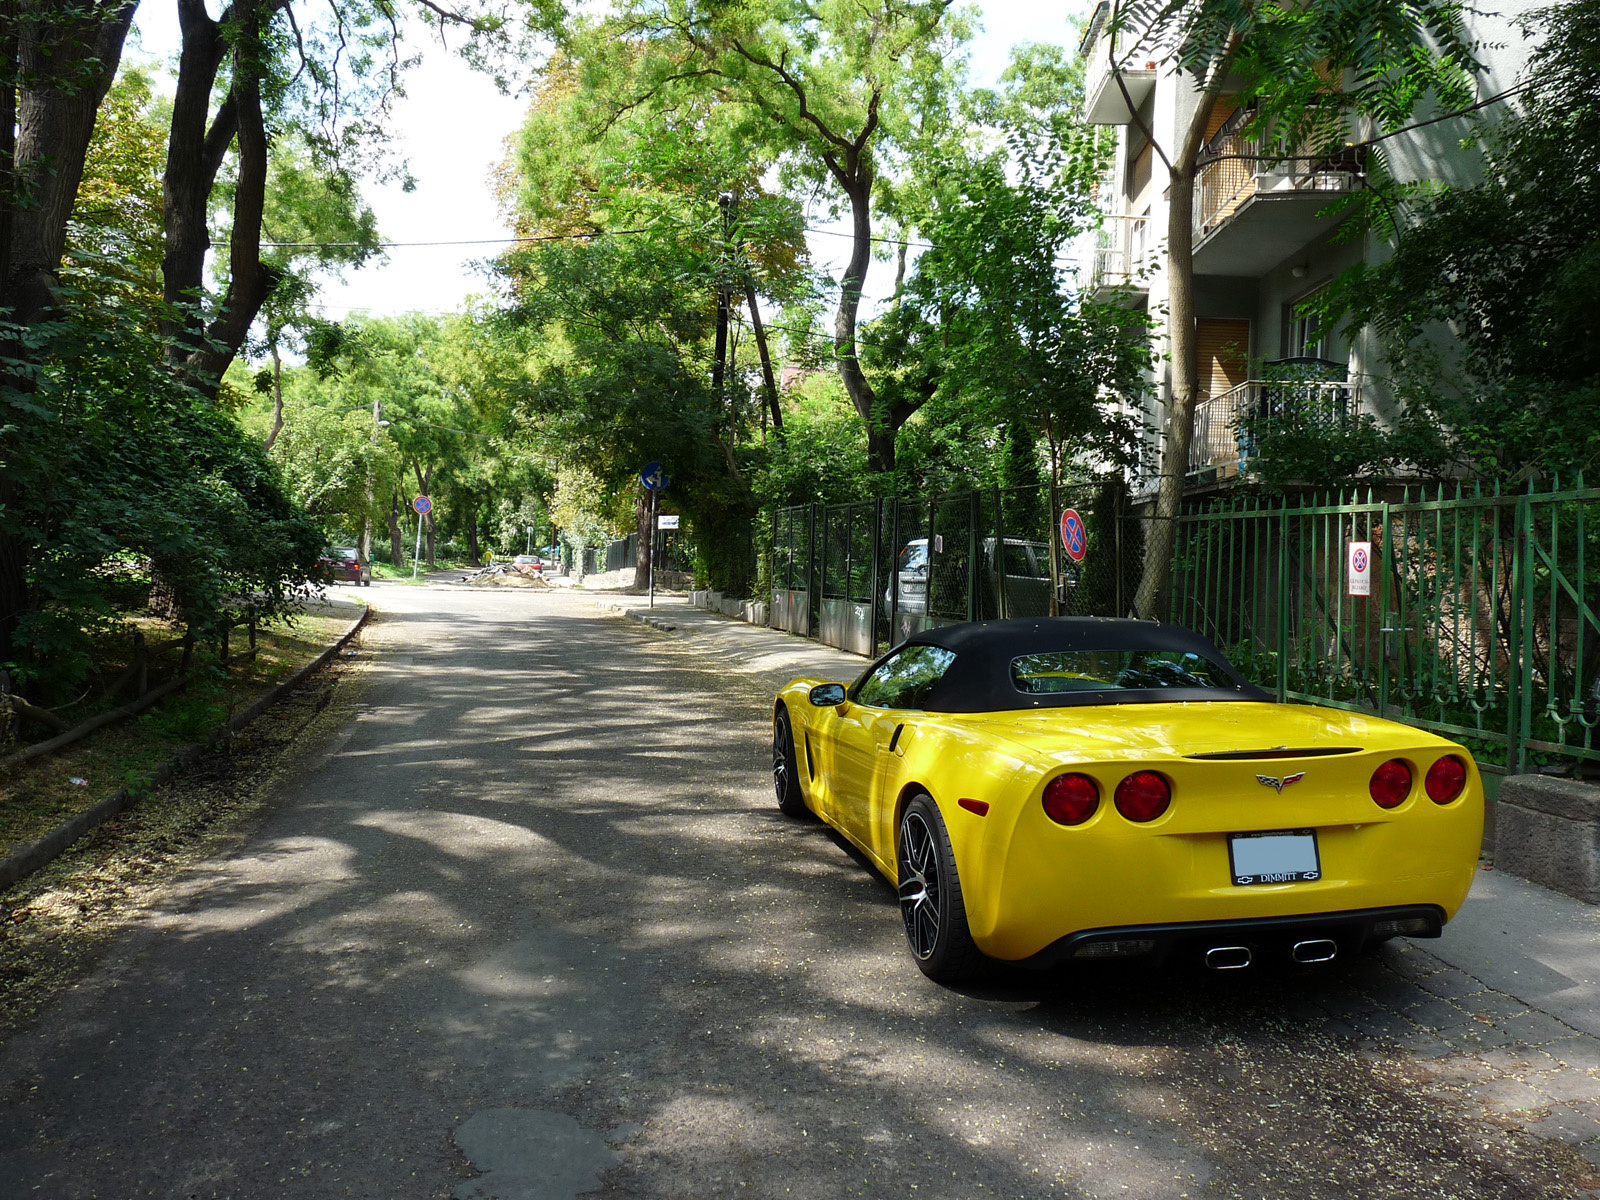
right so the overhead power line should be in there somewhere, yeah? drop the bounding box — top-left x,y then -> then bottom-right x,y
257,223 -> 941,252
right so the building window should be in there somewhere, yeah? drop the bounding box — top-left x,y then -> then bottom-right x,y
1285,285 -> 1330,360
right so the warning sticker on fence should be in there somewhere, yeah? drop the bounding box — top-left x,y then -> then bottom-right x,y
1348,541 -> 1372,597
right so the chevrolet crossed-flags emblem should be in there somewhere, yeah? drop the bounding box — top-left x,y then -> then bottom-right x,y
1257,772 -> 1306,793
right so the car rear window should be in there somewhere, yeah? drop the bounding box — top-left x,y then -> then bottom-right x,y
1011,648 -> 1239,695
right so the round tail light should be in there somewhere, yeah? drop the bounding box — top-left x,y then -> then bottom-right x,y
1114,771 -> 1171,822
1369,759 -> 1412,808
1425,755 -> 1467,804
1043,773 -> 1099,825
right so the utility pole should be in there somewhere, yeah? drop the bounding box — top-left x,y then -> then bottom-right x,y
362,397 -> 379,567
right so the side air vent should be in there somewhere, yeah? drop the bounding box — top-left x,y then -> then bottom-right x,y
1185,747 -> 1362,761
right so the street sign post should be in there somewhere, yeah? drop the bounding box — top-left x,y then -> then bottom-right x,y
411,495 -> 432,579
658,514 -> 680,530
640,464 -> 671,606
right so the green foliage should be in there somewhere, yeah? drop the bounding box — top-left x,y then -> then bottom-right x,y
0,255 -> 324,698
872,45 -> 1153,490
1320,0 -> 1600,483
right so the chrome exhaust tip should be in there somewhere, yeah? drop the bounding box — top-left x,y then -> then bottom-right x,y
1291,938 -> 1338,964
1204,945 -> 1252,970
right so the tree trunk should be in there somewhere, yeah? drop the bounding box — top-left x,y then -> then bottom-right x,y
0,1 -> 137,670
161,0 -> 235,358
387,500 -> 405,568
183,5 -> 280,394
833,170 -> 894,471
634,493 -> 651,590
745,283 -> 783,437
1134,91 -> 1222,621
262,342 -> 285,450
465,517 -> 480,567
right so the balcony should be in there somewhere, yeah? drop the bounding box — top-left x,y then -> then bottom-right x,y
1187,367 -> 1361,484
1192,113 -> 1366,276
1088,214 -> 1152,303
1080,1 -> 1158,125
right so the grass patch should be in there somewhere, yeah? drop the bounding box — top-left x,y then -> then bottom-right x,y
0,595 -> 363,861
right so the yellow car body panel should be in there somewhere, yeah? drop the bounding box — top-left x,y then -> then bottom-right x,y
778,683 -> 1483,964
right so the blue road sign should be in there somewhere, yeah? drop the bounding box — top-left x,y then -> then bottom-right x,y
413,495 -> 433,516
640,462 -> 669,491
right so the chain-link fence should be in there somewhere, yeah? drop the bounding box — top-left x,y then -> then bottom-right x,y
770,484 -> 1141,660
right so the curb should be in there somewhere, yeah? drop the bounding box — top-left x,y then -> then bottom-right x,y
593,599 -> 678,633
0,603 -> 371,894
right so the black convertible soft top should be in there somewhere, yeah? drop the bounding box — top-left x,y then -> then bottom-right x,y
879,617 -> 1272,712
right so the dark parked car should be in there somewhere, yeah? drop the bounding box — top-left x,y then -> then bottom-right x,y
318,546 -> 371,586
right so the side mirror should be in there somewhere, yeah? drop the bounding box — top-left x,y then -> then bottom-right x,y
808,683 -> 847,707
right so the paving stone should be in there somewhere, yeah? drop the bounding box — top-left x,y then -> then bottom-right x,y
1468,993 -> 1531,1022
1481,1047 -> 1551,1074
1469,1077 -> 1550,1114
1448,1024 -> 1515,1051
1550,1038 -> 1600,1074
1347,1009 -> 1418,1041
1528,1068 -> 1600,1106
1402,996 -> 1476,1032
1584,1142 -> 1600,1169
1499,1009 -> 1582,1046
1524,1103 -> 1600,1145
1394,1031 -> 1459,1060
1416,967 -> 1486,1002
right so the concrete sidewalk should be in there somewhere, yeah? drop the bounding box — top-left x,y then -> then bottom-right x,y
594,593 -> 1600,1040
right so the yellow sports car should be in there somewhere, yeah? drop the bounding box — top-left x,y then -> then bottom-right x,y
771,618 -> 1484,980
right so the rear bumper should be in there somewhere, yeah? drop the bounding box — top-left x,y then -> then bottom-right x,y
1016,904 -> 1445,970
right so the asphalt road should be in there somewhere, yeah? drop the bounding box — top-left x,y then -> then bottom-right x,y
0,587 -> 1593,1199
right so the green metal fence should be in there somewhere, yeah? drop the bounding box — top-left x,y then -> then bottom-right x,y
1172,480 -> 1600,775
769,484 -> 1139,659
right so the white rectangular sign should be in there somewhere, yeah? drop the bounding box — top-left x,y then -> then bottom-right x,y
1348,541 -> 1372,597
657,514 -> 680,530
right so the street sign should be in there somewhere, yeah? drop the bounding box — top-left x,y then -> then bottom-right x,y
413,495 -> 433,516
640,462 -> 669,491
1059,508 -> 1087,562
1348,541 -> 1372,596
658,514 -> 680,530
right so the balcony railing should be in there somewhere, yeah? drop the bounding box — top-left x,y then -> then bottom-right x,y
1187,375 -> 1361,482
1080,1 -> 1158,125
1194,113 -> 1367,241
1090,214 -> 1151,295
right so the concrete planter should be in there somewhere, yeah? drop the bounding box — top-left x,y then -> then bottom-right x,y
1494,775 -> 1600,904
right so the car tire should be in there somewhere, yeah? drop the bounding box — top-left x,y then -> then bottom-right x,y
898,793 -> 984,982
772,707 -> 809,818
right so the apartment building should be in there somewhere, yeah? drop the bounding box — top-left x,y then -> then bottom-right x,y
1077,1 -> 1543,491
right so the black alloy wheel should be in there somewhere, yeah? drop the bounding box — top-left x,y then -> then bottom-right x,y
897,794 -> 983,981
772,708 -> 809,817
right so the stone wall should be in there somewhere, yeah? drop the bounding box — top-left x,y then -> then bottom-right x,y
1494,775 -> 1600,904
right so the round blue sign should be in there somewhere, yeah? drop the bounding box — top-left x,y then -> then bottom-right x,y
640,462 -> 669,491
1059,508 -> 1087,562
413,495 -> 433,516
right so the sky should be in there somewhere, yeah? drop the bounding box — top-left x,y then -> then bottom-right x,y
128,1 -> 1088,325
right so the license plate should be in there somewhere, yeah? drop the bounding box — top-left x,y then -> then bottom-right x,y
1229,829 -> 1321,885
